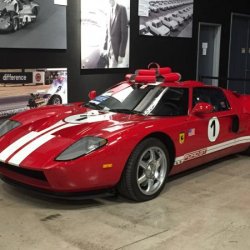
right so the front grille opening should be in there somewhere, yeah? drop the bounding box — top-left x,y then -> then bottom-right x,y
0,162 -> 47,181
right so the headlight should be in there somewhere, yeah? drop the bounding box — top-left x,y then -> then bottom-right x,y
0,119 -> 21,137
56,136 -> 107,161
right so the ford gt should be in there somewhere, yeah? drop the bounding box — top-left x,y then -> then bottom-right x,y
0,0 -> 39,32
0,65 -> 250,201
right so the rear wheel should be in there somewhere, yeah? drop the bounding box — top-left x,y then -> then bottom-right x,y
32,7 -> 38,16
48,95 -> 62,105
118,138 -> 169,202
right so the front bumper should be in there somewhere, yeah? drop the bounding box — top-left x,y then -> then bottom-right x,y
0,161 -> 116,200
0,155 -> 122,195
0,175 -> 116,200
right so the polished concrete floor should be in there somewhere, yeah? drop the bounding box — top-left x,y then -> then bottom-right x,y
0,154 -> 250,250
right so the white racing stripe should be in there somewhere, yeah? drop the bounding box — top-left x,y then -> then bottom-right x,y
0,132 -> 41,162
206,137 -> 250,154
8,134 -> 55,167
0,121 -> 65,162
7,122 -> 78,166
0,121 -> 79,166
174,136 -> 250,165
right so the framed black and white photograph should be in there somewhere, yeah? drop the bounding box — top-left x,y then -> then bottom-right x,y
0,68 -> 68,119
0,0 -> 67,49
139,0 -> 193,38
81,0 -> 130,69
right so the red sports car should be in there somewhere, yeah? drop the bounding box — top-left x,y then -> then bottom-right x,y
0,65 -> 250,201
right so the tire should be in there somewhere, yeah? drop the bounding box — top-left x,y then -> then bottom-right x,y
118,138 -> 169,202
243,146 -> 250,156
32,7 -> 38,16
12,17 -> 19,31
9,12 -> 19,32
48,95 -> 62,105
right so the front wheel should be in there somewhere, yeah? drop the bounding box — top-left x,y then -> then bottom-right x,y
11,17 -> 19,31
243,146 -> 250,156
118,138 -> 169,202
9,12 -> 19,32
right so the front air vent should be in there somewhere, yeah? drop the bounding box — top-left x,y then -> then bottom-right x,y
0,163 -> 47,181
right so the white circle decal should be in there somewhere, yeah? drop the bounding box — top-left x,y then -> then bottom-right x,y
208,117 -> 220,142
64,111 -> 113,124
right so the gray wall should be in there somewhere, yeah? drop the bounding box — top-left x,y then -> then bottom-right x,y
0,0 -> 250,102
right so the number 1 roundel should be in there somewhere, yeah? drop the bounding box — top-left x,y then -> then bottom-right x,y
208,117 -> 220,142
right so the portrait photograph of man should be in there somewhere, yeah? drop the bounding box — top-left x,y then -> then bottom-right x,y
81,0 -> 130,69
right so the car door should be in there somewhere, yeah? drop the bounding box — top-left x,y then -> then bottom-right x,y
175,87 -> 239,173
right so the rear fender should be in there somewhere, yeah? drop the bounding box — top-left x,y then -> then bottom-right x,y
239,95 -> 250,131
240,95 -> 250,114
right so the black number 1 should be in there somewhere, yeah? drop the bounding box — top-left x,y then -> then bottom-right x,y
210,120 -> 216,137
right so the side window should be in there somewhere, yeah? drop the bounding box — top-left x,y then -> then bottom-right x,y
152,87 -> 189,116
193,88 -> 230,112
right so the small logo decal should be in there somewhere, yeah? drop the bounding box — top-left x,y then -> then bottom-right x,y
183,148 -> 207,161
188,128 -> 195,137
179,132 -> 185,144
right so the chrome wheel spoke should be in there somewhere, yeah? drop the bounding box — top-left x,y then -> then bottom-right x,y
139,161 -> 148,170
155,154 -> 163,171
155,174 -> 162,182
149,149 -> 156,162
138,174 -> 147,185
146,179 -> 154,193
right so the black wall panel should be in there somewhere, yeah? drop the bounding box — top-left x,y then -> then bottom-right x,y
0,0 -> 250,102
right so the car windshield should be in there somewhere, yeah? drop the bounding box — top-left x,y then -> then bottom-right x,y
84,83 -> 189,116
155,21 -> 162,28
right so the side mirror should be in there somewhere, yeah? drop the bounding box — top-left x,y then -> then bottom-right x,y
88,90 -> 97,100
191,102 -> 214,115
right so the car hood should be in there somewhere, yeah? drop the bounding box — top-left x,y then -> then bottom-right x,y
170,20 -> 178,26
175,16 -> 183,21
0,104 -> 151,168
2,104 -> 145,143
157,25 -> 169,35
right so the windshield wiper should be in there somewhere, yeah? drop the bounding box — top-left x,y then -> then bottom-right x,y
84,102 -> 104,110
109,109 -> 142,114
